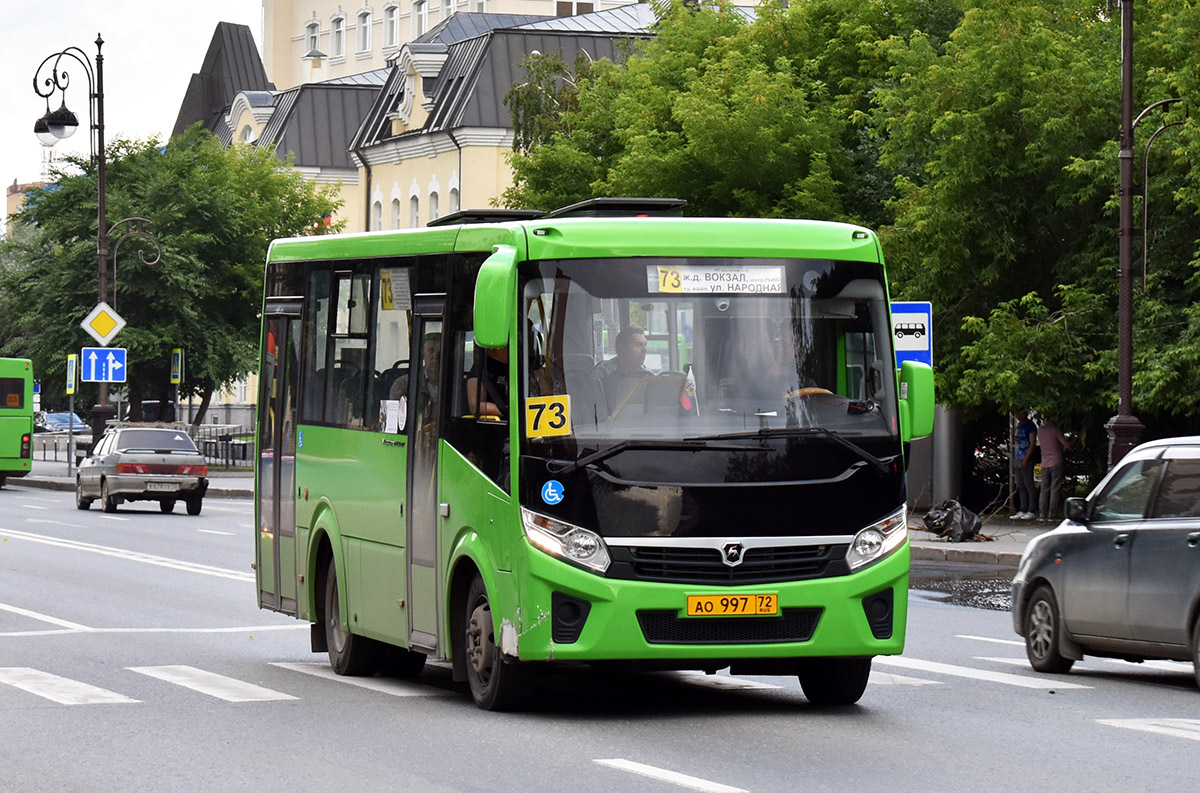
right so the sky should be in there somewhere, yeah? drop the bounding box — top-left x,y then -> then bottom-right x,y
3,0 -> 263,225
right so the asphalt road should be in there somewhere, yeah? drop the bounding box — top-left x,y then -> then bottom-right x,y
1,485 -> 1197,793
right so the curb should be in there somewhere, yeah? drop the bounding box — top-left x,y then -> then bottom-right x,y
910,543 -> 1023,568
10,477 -> 253,500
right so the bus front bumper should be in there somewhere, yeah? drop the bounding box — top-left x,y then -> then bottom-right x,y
509,541 -> 909,664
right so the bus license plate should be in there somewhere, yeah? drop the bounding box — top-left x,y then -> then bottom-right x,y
147,482 -> 178,492
686,594 -> 778,617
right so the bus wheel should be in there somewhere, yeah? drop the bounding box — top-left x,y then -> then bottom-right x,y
101,480 -> 118,513
463,574 -> 533,711
797,657 -> 872,706
323,558 -> 380,676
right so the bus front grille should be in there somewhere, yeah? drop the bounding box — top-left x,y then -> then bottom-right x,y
636,608 -> 822,644
609,544 -> 848,585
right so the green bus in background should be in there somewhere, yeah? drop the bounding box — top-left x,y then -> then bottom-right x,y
0,358 -> 34,488
254,198 -> 935,710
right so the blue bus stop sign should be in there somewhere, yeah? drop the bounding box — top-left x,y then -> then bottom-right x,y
890,301 -> 932,368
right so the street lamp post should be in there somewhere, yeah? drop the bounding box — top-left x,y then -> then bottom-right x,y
33,34 -> 115,438
1107,0 -> 1145,467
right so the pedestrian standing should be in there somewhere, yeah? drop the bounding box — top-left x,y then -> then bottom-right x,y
1037,417 -> 1073,521
1011,410 -> 1038,519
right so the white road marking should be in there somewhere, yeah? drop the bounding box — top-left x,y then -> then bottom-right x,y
19,505 -> 48,511
100,516 -> 131,522
677,671 -> 782,691
0,528 -> 252,581
594,759 -> 747,793
22,518 -> 88,529
129,665 -> 297,702
1098,718 -> 1200,741
869,671 -> 942,686
272,662 -> 455,697
197,529 -> 235,536
957,634 -> 1024,647
875,656 -> 1093,689
0,602 -> 94,631
1096,658 -> 1190,673
0,667 -> 138,705
0,623 -> 307,638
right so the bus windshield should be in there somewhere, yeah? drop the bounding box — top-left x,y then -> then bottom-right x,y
519,257 -> 897,450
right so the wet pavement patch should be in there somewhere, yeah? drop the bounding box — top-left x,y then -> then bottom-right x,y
911,562 -> 1015,611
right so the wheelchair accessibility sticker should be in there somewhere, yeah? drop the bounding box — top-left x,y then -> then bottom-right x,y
541,480 -> 565,506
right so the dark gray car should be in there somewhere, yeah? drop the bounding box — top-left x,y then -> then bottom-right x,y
75,426 -> 209,515
1011,435 -> 1200,688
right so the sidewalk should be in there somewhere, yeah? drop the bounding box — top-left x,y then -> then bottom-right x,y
11,458 -> 1053,566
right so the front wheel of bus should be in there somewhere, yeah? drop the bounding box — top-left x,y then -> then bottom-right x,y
323,558 -> 380,676
463,574 -> 533,711
797,657 -> 872,706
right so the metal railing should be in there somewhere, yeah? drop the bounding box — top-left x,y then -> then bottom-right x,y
33,422 -> 255,469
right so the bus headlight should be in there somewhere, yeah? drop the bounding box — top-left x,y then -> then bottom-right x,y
521,507 -> 611,574
846,507 -> 908,571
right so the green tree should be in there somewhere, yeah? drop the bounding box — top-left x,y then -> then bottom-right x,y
0,125 -> 342,425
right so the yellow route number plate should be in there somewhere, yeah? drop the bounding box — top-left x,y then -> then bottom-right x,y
686,593 -> 778,617
525,395 -> 571,438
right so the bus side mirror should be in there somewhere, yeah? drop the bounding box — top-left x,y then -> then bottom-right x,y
898,360 -> 934,442
474,245 -> 517,349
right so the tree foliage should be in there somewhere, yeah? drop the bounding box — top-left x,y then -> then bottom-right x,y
0,125 -> 342,423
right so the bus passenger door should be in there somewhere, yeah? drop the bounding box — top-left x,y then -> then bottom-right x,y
257,301 -> 302,615
407,304 -> 444,649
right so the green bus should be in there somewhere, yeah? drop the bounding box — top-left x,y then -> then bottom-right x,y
0,358 -> 34,488
254,199 -> 934,710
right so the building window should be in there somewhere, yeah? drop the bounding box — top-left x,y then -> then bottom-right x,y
413,0 -> 427,38
305,21 -> 320,53
391,198 -> 401,228
331,15 -> 346,58
410,195 -> 420,228
556,1 -> 593,16
239,125 -> 255,143
384,4 -> 399,48
472,0 -> 485,11
442,0 -> 454,20
372,200 -> 383,231
449,187 -> 460,214
429,192 -> 439,222
357,10 -> 372,52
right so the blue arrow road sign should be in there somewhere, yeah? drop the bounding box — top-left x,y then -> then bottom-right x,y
81,347 -> 128,383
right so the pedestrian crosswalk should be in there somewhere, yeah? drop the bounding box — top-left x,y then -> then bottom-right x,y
0,645 -> 1193,707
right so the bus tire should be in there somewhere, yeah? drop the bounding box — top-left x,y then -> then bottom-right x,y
797,657 -> 872,706
463,574 -> 533,711
323,558 -> 380,676
101,480 -> 118,513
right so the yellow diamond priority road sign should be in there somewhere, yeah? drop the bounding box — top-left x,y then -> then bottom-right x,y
81,302 -> 126,346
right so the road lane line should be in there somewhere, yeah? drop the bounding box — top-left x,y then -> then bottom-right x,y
0,602 -> 95,631
870,671 -> 942,686
129,665 -> 297,702
19,505 -> 49,510
957,634 -> 1023,647
677,671 -> 782,691
22,518 -> 88,529
0,528 -> 252,581
1098,718 -> 1200,741
875,656 -> 1093,689
594,759 -> 747,793
197,529 -> 235,536
0,667 -> 138,705
0,623 -> 308,638
272,662 -> 455,697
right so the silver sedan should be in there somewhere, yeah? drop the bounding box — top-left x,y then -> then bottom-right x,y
76,426 -> 209,515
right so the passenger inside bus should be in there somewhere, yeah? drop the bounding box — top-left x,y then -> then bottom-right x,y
466,346 -> 508,419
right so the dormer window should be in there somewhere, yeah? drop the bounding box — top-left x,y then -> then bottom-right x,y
413,0 -> 427,37
357,10 -> 372,53
442,0 -> 454,20
305,20 -> 320,53
556,1 -> 593,16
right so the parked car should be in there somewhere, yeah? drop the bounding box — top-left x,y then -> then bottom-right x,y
35,411 -> 90,433
1011,435 -> 1200,688
75,426 -> 208,515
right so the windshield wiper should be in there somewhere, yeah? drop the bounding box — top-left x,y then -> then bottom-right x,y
686,426 -> 892,476
548,439 -> 767,476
